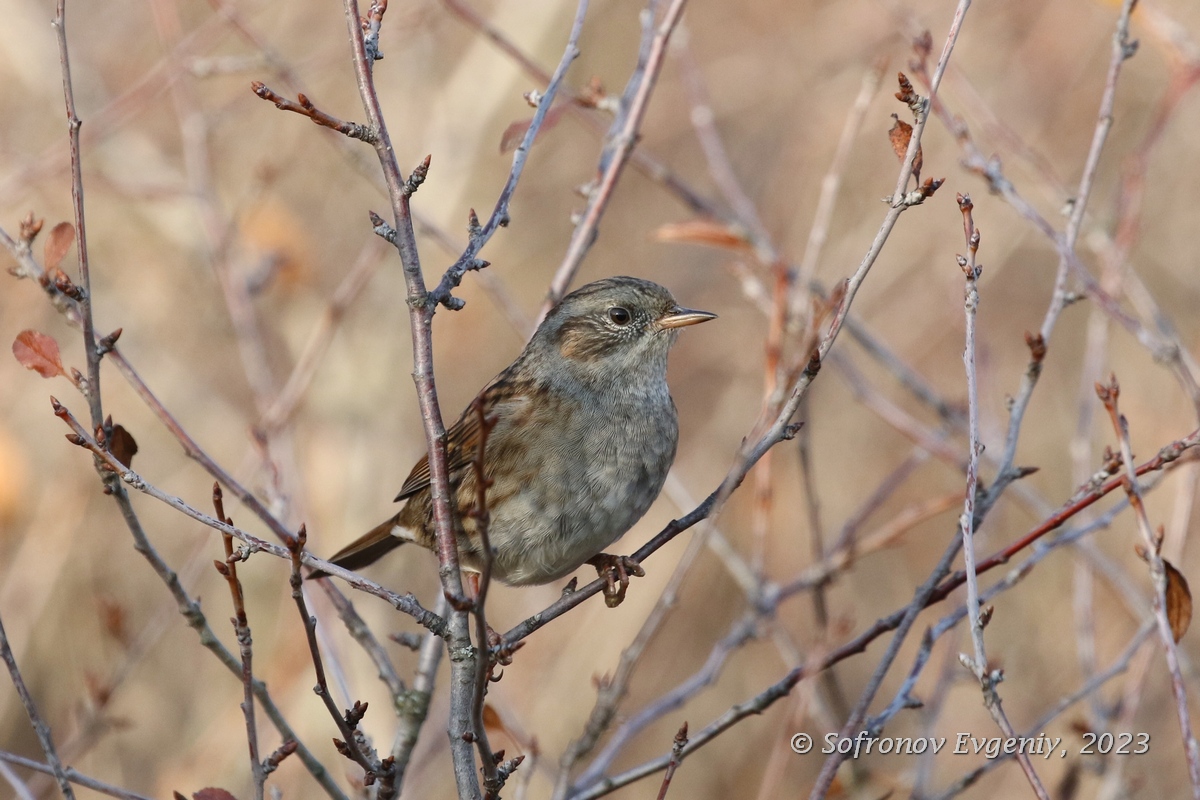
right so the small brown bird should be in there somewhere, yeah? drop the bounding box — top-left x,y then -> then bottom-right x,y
315,276 -> 714,604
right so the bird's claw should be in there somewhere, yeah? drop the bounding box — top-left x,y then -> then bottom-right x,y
588,553 -> 645,608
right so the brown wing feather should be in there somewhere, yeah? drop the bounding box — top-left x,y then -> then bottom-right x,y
393,376 -> 527,501
394,402 -> 482,500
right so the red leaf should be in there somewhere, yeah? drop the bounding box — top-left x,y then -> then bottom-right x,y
109,424 -> 138,468
12,330 -> 66,378
193,789 -> 239,800
499,103 -> 569,154
482,703 -> 505,736
44,221 -> 75,271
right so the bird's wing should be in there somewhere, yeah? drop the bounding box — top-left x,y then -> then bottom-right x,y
393,377 -> 526,502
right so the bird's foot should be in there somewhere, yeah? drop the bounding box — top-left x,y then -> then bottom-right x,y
588,553 -> 645,608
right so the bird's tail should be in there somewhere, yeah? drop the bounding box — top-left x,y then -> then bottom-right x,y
307,516 -> 406,580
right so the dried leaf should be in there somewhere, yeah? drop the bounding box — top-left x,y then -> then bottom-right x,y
12,330 -> 66,378
109,424 -> 138,468
193,789 -> 239,800
83,670 -> 113,706
482,703 -> 505,736
96,595 -> 130,646
499,103 -> 569,155
44,221 -> 75,271
239,203 -> 315,290
653,219 -> 752,252
482,702 -> 525,749
1165,559 -> 1192,643
888,115 -> 923,181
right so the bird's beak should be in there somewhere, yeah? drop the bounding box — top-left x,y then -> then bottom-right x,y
657,306 -> 717,329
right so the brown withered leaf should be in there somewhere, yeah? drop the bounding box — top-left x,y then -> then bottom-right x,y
499,103 -> 569,155
653,219 -> 752,252
888,114 -> 923,182
109,424 -> 138,468
482,703 -> 504,735
193,789 -> 239,800
44,221 -> 75,271
96,595 -> 130,646
482,702 -> 527,750
1165,559 -> 1192,643
83,670 -> 114,707
12,329 -> 66,378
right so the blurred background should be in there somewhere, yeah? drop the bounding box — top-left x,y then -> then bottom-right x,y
3,0 -> 1200,797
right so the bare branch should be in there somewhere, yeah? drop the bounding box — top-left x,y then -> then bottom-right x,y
0,611 -> 75,800
543,0 -> 690,310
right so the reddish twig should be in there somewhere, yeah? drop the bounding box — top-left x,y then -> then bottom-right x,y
212,485 -> 266,800
336,0 -> 478,788
654,723 -> 688,800
250,82 -> 378,142
287,527 -> 397,793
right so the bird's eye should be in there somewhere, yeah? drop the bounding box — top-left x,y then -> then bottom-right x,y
608,306 -> 631,325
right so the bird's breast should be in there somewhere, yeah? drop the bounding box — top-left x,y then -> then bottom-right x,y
484,385 -> 678,585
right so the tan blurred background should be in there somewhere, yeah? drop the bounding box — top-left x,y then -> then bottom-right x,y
4,0 -> 1200,797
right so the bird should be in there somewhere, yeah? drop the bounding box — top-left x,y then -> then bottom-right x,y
312,276 -> 715,606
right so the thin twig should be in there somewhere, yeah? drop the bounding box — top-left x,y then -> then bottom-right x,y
53,0 -> 101,432
505,25 -> 950,658
50,397 -> 448,635
319,582 -> 408,703
0,750 -> 153,800
794,58 -> 887,289
391,597 -> 447,782
553,513 -> 710,799
654,723 -> 688,800
543,0 -> 690,310
212,485 -> 266,800
288,527 -> 396,792
929,623 -> 1155,800
340,0 -> 477,790
1098,377 -> 1200,796
468,400 -> 503,797
438,0 -> 720,217
0,611 -> 75,800
428,0 -> 588,309
953,194 -> 1049,799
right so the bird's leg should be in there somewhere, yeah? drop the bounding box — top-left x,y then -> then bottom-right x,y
442,570 -> 481,612
464,570 -> 482,600
587,553 -> 645,608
